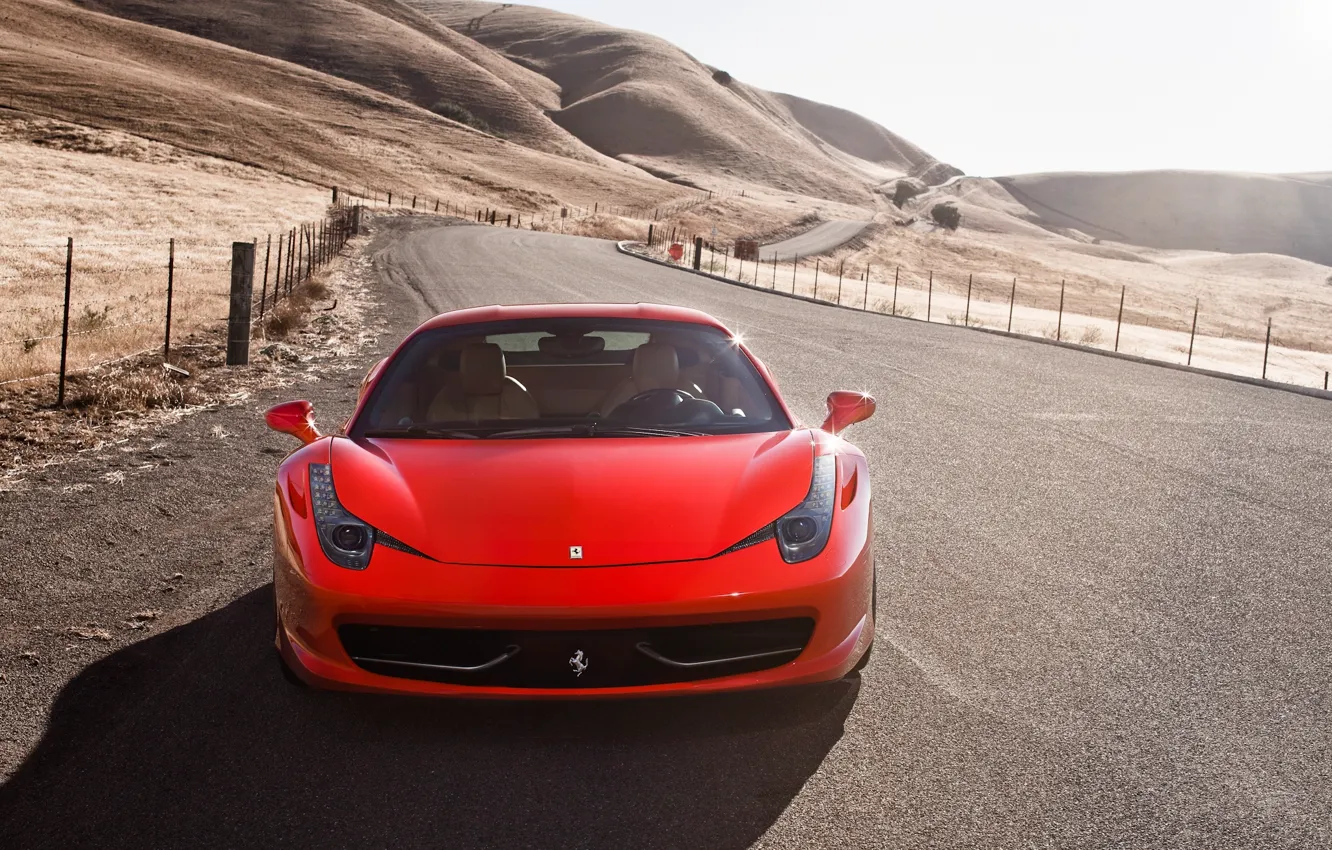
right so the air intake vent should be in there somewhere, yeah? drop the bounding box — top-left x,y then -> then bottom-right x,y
376,531 -> 433,560
719,524 -> 776,556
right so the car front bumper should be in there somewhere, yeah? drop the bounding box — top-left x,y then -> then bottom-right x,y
273,497 -> 874,698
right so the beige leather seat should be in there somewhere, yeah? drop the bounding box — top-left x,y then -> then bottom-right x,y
600,342 -> 683,414
427,343 -> 539,422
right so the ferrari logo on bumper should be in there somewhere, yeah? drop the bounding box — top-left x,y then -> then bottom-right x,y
569,650 -> 589,677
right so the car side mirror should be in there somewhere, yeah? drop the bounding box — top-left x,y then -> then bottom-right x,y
265,400 -> 322,445
821,391 -> 876,435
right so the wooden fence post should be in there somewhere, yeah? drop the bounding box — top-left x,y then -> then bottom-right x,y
892,266 -> 899,316
863,265 -> 870,310
164,238 -> 175,363
965,273 -> 973,325
56,237 -> 73,406
226,241 -> 256,366
814,260 -> 820,299
793,256 -> 799,292
837,261 -> 844,304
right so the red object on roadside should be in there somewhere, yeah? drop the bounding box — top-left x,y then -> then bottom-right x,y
668,242 -> 685,262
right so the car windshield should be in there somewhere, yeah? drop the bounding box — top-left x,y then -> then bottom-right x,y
353,318 -> 790,438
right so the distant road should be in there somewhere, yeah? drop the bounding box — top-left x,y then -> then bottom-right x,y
760,219 -> 871,261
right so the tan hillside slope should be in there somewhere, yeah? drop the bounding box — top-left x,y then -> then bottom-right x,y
2,0 -> 674,210
70,0 -> 611,163
404,0 -> 954,202
773,93 -> 953,181
997,171 -> 1332,267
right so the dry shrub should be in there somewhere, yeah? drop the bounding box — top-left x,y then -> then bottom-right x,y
260,274 -> 333,340
69,366 -> 202,420
1078,326 -> 1105,345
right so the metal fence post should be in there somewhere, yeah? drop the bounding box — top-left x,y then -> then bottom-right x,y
164,238 -> 175,364
1262,318 -> 1272,380
892,266 -> 899,316
837,261 -> 844,304
693,237 -> 703,271
1114,285 -> 1125,351
1008,277 -> 1017,333
648,224 -> 654,246
793,256 -> 799,292
259,234 -> 272,320
927,271 -> 933,322
1187,298 -> 1199,365
226,241 -> 256,366
863,265 -> 870,309
56,237 -> 73,406
272,235 -> 283,312
965,273 -> 973,325
722,247 -> 729,278
1056,280 -> 1066,341
772,254 -> 777,288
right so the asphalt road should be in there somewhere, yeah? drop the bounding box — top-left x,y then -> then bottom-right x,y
759,219 -> 871,261
3,221 -> 1330,848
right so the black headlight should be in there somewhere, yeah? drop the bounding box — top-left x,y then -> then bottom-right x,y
775,455 -> 836,563
309,463 -> 376,570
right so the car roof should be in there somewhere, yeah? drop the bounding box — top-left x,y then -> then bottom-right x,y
414,303 -> 732,334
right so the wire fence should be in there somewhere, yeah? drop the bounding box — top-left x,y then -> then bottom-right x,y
1,174 -> 729,407
627,234 -> 1332,393
0,203 -> 360,403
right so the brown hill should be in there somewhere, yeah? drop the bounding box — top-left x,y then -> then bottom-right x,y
69,0 -> 608,163
3,0 -> 674,210
996,171 -> 1332,267
401,0 -> 954,202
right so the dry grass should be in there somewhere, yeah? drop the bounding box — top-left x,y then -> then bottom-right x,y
0,117 -> 332,387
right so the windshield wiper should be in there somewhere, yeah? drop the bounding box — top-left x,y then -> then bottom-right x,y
362,426 -> 483,440
488,423 -> 704,439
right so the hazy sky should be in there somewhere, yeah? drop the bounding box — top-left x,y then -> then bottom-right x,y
532,0 -> 1330,176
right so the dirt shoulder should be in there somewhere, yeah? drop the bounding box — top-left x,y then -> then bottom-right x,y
0,213 -> 451,779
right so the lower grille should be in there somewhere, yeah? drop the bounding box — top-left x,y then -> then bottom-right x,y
339,618 -> 815,688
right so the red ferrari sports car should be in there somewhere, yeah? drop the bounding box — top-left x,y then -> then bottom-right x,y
265,303 -> 876,697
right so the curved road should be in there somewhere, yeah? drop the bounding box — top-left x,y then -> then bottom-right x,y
2,222 -> 1330,849
760,219 -> 871,261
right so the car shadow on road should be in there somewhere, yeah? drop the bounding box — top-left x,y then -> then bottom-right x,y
0,586 -> 856,849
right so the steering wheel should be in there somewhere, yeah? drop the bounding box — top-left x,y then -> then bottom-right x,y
625,388 -> 694,407
606,388 -> 695,421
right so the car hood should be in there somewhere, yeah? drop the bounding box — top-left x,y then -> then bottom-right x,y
331,431 -> 813,567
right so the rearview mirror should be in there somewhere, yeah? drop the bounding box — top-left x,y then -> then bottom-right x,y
821,391 -> 876,435
264,400 -> 322,445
